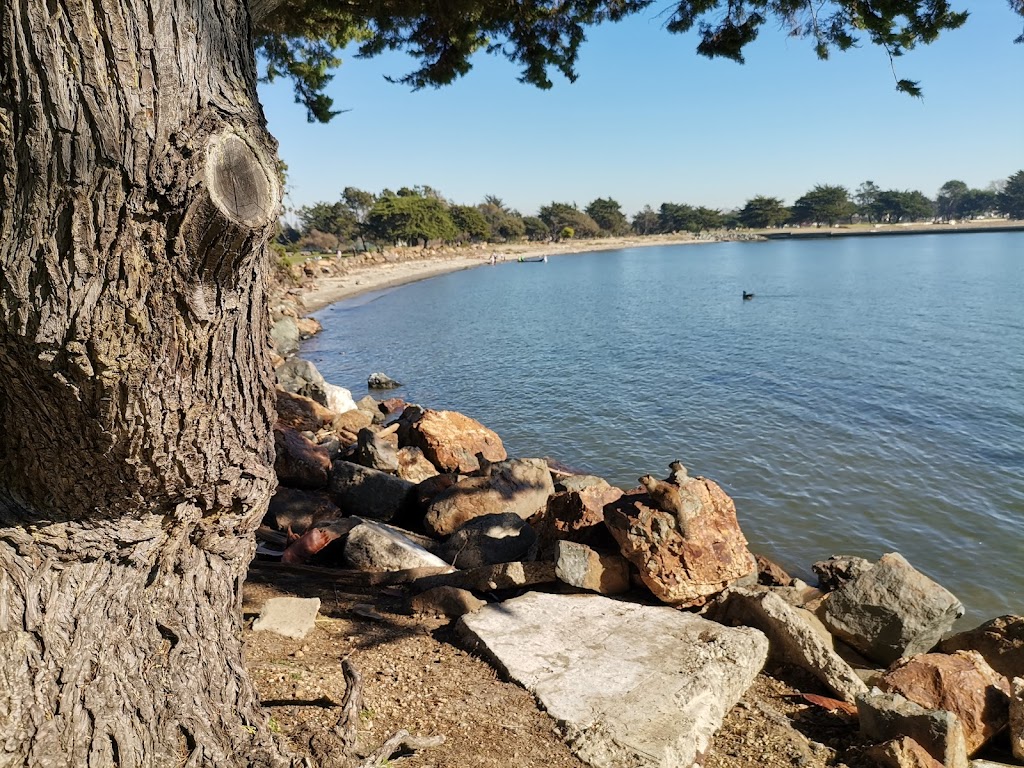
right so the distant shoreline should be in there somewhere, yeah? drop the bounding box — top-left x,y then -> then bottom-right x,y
292,221 -> 1023,314
759,220 -> 1024,240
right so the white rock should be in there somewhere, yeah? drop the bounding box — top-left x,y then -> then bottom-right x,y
323,382 -> 357,414
344,520 -> 453,573
252,597 -> 320,640
458,592 -> 767,768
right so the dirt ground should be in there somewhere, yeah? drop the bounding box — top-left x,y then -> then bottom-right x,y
243,568 -> 879,768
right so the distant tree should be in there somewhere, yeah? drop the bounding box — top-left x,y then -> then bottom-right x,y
522,216 -> 550,241
295,228 -> 341,252
632,205 -> 659,235
695,206 -> 725,231
585,197 -> 630,235
936,180 -> 970,221
478,198 -> 526,241
449,204 -> 492,241
296,200 -> 357,247
996,170 -> 1024,219
364,194 -> 458,246
871,189 -> 933,222
538,202 -> 601,238
855,180 -> 882,221
275,223 -> 302,246
791,185 -> 855,226
960,188 -> 997,219
738,195 -> 790,228
658,202 -> 700,233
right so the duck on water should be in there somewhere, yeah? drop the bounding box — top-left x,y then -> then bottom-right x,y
742,291 -> 755,300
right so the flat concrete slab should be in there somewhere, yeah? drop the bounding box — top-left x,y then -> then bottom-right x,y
458,592 -> 768,768
252,596 -> 321,640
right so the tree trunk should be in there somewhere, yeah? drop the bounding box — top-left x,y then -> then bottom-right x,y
0,0 -> 287,764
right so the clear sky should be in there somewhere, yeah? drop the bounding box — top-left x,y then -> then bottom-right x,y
258,4 -> 1024,218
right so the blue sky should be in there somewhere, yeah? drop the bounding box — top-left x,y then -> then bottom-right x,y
259,4 -> 1024,218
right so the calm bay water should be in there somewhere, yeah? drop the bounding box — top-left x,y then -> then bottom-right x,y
304,233 -> 1024,622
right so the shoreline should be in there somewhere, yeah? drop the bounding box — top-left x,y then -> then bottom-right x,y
291,220 -> 1024,313
296,233 -> 723,312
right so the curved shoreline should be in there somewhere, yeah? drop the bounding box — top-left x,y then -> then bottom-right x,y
297,233 -> 721,312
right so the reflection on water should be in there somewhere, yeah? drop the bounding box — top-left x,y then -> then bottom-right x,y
304,233 -> 1024,622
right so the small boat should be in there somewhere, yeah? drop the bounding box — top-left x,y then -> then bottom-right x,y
518,256 -> 547,263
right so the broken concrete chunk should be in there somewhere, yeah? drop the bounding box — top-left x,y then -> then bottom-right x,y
252,597 -> 321,641
707,586 -> 868,703
820,552 -> 963,665
458,592 -> 768,768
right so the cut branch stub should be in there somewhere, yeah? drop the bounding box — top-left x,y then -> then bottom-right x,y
183,130 -> 279,289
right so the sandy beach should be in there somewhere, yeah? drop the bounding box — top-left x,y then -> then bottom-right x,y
298,233 -> 716,312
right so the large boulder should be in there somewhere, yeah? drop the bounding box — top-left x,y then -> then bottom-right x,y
344,520 -> 453,573
819,552 -> 964,665
424,458 -> 554,537
396,446 -> 439,484
533,477 -> 623,556
329,460 -> 416,521
604,474 -> 757,607
399,406 -> 506,474
857,689 -> 969,768
273,425 -> 331,489
939,614 -> 1024,681
458,592 -> 768,768
880,651 -> 1011,755
354,426 -> 399,473
707,586 -> 868,703
270,316 -> 300,357
276,357 -> 329,404
276,388 -> 336,432
438,512 -> 537,569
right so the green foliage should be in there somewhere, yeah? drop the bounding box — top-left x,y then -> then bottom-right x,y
996,170 -> 1024,219
559,226 -> 575,240
654,202 -> 722,233
936,179 -> 970,220
522,216 -> 550,241
538,202 -> 601,238
585,197 -> 630,235
739,195 -> 790,228
449,205 -> 492,241
791,184 -> 855,226
631,205 -> 659,235
296,201 -> 357,245
870,189 -> 934,222
363,194 -> 458,246
255,1 -> 1004,123
477,198 -> 526,241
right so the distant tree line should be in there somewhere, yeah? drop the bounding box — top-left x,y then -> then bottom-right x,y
279,170 -> 1024,252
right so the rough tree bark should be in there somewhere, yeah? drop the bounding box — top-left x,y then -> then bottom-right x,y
0,0 -> 289,764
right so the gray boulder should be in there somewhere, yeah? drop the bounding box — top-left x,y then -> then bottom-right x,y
438,512 -> 537,569
277,358 -> 357,414
458,592 -> 768,768
812,555 -> 874,591
819,552 -> 963,665
706,586 -> 868,703
329,460 -> 415,521
270,316 -> 300,358
344,520 -> 453,573
554,541 -> 631,595
368,371 -> 401,389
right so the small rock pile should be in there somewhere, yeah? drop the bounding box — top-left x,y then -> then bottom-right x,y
263,352 -> 1023,768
